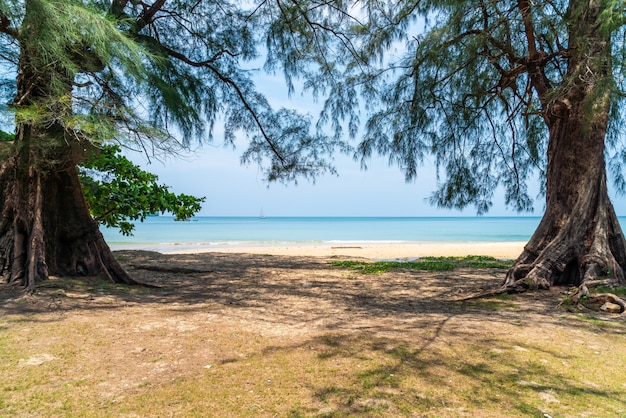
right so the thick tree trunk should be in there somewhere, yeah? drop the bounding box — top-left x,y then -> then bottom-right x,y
0,145 -> 136,290
502,0 -> 626,307
503,110 -> 626,292
0,1 -> 135,290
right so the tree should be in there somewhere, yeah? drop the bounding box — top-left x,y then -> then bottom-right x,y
334,0 -> 626,302
4,0 -> 624,306
0,0 -> 352,290
79,144 -> 204,235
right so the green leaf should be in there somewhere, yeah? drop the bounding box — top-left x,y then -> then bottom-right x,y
78,144 -> 205,235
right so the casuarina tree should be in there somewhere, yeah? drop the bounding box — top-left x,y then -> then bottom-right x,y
338,0 -> 626,304
0,0 -> 351,291
4,0 -> 625,308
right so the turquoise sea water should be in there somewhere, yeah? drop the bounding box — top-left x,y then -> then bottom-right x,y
101,215 -> 626,252
102,216 -> 551,252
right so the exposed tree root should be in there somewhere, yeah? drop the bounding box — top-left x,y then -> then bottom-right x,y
501,252 -> 626,316
457,283 -> 626,317
453,287 -> 512,302
0,153 -> 150,291
565,279 -> 626,315
493,167 -> 626,317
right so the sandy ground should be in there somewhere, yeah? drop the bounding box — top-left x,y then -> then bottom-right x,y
114,241 -> 526,260
2,247 -> 626,417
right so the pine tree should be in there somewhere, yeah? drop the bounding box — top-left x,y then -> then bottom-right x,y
340,0 -> 626,301
0,0 -> 350,290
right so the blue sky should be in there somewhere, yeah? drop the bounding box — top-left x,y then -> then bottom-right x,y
127,139 -> 626,218
131,147 -> 626,216
123,74 -> 476,217
127,71 -> 626,218
130,145 -> 451,217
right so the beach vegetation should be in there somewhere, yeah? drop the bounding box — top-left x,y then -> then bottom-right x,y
462,298 -> 520,311
2,252 -> 625,416
79,143 -> 204,235
2,318 -> 624,416
318,0 -> 626,308
0,0 -> 349,290
594,286 -> 626,296
331,256 -> 513,274
2,130 -> 203,236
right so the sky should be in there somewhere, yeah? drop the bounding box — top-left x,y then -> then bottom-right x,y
128,144 -> 626,217
127,125 -> 626,218
130,144 -> 457,217
0,14 -> 622,220
122,74 -> 489,217
128,72 -> 626,218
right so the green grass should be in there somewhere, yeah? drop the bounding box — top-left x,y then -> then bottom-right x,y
463,299 -> 519,311
331,255 -> 514,274
2,305 -> 626,417
2,256 -> 625,417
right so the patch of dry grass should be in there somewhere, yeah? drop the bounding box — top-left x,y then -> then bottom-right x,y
2,319 -> 625,417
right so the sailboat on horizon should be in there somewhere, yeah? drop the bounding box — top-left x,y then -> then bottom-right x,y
259,207 -> 266,219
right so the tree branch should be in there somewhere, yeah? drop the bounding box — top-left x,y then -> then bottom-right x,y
517,0 -> 551,98
0,10 -> 18,38
207,64 -> 287,165
136,0 -> 167,31
155,41 -> 287,165
158,43 -> 239,67
109,0 -> 129,18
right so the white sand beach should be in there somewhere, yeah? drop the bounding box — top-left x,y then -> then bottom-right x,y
162,241 -> 526,259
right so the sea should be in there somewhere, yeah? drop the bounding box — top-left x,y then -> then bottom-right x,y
101,216 -> 553,253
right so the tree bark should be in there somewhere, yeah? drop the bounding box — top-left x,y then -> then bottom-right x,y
0,0 -> 135,290
0,146 -> 136,290
503,108 -> 626,291
504,0 -> 626,297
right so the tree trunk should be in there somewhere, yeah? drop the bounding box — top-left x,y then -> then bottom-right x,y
0,0 -> 135,290
504,0 -> 626,295
503,107 -> 626,291
0,145 -> 136,291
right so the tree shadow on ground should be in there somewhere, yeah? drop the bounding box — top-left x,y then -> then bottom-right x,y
1,250 -> 625,336
1,251 -> 625,417
272,331 -> 626,417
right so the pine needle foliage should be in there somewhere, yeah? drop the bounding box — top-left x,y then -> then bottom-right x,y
0,0 -> 361,181
325,0 -> 626,214
2,0 -> 624,208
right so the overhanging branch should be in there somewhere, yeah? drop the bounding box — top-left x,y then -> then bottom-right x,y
156,42 -> 287,166
207,64 -> 287,166
136,0 -> 167,30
